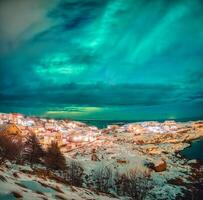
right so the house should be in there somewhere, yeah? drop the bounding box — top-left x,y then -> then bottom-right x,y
127,124 -> 144,134
45,123 -> 55,130
54,132 -> 63,145
67,132 -> 95,143
0,123 -> 24,142
0,123 -> 22,137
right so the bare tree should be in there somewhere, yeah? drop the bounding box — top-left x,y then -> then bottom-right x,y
181,165 -> 203,200
0,134 -> 22,165
91,165 -> 113,193
45,141 -> 66,171
114,169 -> 152,200
23,132 -> 44,168
65,160 -> 84,186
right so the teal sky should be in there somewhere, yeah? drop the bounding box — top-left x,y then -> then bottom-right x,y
0,0 -> 203,120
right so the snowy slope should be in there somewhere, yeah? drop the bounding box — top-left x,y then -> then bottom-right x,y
0,163 -> 119,200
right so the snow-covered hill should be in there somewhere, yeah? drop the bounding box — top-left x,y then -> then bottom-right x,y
0,163 -> 119,200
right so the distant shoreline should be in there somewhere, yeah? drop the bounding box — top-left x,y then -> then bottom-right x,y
1,112 -> 203,129
1,112 -> 203,123
81,118 -> 203,128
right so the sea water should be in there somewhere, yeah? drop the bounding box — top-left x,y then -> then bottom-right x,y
181,138 -> 203,163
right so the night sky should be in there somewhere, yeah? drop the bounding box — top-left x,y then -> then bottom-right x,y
0,0 -> 203,120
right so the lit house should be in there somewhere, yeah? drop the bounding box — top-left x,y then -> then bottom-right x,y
127,124 -> 145,134
0,123 -> 24,142
67,132 -> 96,143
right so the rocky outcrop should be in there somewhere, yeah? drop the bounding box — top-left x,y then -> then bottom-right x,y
145,159 -> 167,172
153,160 -> 167,172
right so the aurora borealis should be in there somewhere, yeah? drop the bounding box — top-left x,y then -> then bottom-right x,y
0,0 -> 203,120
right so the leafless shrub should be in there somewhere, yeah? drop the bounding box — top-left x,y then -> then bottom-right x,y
0,133 -> 23,165
44,141 -> 66,171
91,165 -> 113,193
62,160 -> 84,187
114,169 -> 153,200
180,166 -> 203,200
23,132 -> 44,168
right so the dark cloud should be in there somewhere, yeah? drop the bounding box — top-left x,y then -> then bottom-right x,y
0,82 -> 187,107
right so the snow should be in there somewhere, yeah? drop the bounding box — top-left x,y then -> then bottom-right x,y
64,121 -> 203,199
1,114 -> 203,199
0,165 -> 119,200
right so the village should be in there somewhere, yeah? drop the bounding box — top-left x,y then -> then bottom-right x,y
0,112 -> 203,199
0,112 -> 203,159
0,113 -> 100,151
0,113 -> 203,152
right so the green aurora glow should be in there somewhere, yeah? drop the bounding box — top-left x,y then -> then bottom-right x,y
0,0 -> 203,120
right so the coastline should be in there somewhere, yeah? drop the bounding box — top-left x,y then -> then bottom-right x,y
0,113 -> 203,199
179,136 -> 203,164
